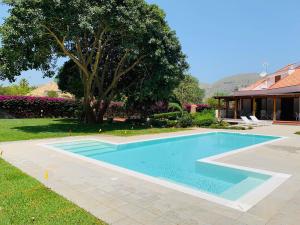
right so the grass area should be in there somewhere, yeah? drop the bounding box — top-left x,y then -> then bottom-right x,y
0,158 -> 106,225
0,118 -> 187,142
296,132 -> 300,135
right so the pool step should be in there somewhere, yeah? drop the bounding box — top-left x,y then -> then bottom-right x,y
220,177 -> 263,201
51,141 -> 117,157
53,142 -> 111,150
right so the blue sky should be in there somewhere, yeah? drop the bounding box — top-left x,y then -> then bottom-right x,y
1,0 -> 300,85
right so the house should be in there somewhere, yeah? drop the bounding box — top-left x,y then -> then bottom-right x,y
215,63 -> 300,124
28,81 -> 74,99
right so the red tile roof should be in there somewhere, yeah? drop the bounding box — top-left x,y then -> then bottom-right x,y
269,68 -> 300,89
242,78 -> 266,90
241,63 -> 300,91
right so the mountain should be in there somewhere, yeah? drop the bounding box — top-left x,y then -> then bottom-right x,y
201,73 -> 260,98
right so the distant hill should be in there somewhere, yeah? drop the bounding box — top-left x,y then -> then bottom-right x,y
202,73 -> 260,98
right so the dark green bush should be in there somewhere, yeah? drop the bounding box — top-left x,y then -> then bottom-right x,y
178,112 -> 193,128
166,120 -> 178,127
149,118 -> 168,127
193,110 -> 216,127
153,111 -> 182,120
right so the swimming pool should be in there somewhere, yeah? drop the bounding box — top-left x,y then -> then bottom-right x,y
46,132 -> 289,211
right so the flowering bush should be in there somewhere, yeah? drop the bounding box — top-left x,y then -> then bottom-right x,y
183,103 -> 211,113
105,102 -> 126,118
0,95 -> 78,118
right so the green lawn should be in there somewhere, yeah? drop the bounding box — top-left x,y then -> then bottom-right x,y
0,118 -> 187,142
0,158 -> 106,225
296,132 -> 300,135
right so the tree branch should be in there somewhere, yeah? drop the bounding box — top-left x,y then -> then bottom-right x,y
43,25 -> 89,78
103,55 -> 146,97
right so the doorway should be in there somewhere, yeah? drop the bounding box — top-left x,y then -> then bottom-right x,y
281,98 -> 294,120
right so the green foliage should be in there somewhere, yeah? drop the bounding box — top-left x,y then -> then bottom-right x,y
173,75 -> 205,105
205,92 -> 226,109
56,60 -> 84,98
149,118 -> 168,128
193,110 -> 216,127
46,90 -> 59,98
209,124 -> 247,130
1,0 -> 188,122
166,120 -> 178,127
0,159 -> 106,225
0,79 -> 34,96
153,111 -> 182,120
205,97 -> 220,109
168,102 -> 183,113
208,120 -> 252,130
178,112 -> 193,128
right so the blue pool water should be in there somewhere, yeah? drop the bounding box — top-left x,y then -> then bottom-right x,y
50,132 -> 279,200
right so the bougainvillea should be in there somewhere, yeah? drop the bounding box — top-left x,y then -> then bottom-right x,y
0,96 -> 78,118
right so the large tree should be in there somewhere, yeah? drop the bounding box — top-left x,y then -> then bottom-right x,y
173,75 -> 205,105
0,0 -> 188,123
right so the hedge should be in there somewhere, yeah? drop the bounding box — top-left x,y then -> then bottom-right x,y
0,95 -> 78,118
152,111 -> 182,120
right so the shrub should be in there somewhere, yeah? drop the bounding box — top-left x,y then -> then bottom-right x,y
178,112 -> 193,128
166,120 -> 178,127
149,118 -> 168,127
152,111 -> 182,120
168,102 -> 183,113
46,90 -> 59,98
0,95 -> 78,118
105,102 -> 126,118
209,124 -> 247,130
193,110 -> 216,127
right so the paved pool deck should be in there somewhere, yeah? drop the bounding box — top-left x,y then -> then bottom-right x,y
1,125 -> 300,225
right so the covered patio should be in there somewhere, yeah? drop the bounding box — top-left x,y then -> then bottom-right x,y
215,93 -> 300,124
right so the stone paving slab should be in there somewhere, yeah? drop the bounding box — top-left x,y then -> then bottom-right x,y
1,125 -> 300,225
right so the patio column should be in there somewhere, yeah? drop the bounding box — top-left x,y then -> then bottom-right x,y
234,99 -> 238,119
225,101 -> 229,118
273,96 -> 277,121
217,98 -> 221,119
252,98 -> 256,116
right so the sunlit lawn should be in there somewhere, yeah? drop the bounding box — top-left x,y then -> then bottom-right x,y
0,158 -> 106,225
0,118 -> 187,142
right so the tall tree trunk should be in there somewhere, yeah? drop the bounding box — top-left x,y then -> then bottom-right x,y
97,100 -> 110,123
83,82 -> 95,124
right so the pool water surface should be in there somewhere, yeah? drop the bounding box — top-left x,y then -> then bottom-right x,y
49,132 -> 279,201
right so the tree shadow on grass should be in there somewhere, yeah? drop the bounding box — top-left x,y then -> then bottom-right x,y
12,119 -> 150,134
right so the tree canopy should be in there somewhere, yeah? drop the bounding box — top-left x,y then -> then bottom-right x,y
0,0 -> 188,122
173,75 -> 205,105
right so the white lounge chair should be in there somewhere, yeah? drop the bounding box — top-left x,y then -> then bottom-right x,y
241,116 -> 255,125
250,115 -> 268,125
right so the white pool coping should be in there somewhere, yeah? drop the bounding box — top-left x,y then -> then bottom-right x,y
38,132 -> 291,212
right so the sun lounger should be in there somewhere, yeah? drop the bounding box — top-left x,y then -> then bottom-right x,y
250,116 -> 270,125
241,116 -> 254,125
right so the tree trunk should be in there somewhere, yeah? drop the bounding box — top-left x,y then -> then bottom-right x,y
97,100 -> 110,123
83,83 -> 95,124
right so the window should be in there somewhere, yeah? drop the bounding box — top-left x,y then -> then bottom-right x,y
275,75 -> 281,83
